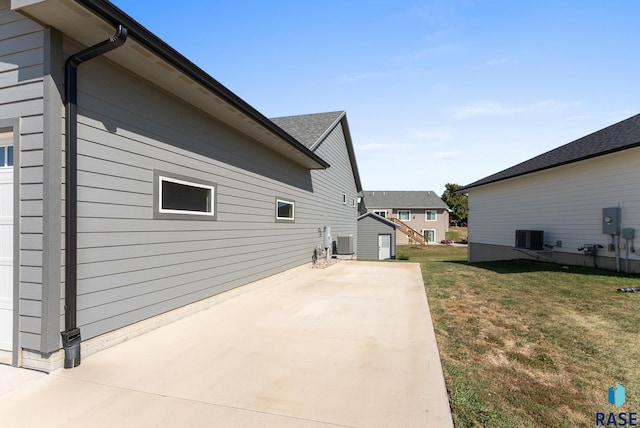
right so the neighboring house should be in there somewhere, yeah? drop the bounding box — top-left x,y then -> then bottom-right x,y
361,191 -> 449,245
461,113 -> 640,273
357,212 -> 397,260
0,0 -> 361,371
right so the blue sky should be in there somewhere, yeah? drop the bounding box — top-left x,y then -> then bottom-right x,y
110,0 -> 640,195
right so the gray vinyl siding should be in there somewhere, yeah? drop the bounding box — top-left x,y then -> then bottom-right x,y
357,215 -> 396,260
64,41 -> 359,340
0,1 -> 47,352
309,121 -> 359,251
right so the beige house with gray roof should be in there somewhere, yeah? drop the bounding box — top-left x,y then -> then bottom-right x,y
362,191 -> 449,245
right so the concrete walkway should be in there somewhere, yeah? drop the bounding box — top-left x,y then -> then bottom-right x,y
0,261 -> 453,428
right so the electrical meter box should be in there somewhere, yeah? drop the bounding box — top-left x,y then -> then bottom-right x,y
622,228 -> 635,240
602,207 -> 621,235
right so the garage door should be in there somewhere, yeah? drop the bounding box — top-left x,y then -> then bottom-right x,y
0,131 -> 14,351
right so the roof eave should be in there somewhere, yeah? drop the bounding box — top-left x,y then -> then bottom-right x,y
460,143 -> 640,192
14,0 -> 329,170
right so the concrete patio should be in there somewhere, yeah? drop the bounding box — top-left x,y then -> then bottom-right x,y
0,261 -> 452,427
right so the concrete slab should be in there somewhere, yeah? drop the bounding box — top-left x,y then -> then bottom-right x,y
0,261 -> 453,427
0,365 -> 46,397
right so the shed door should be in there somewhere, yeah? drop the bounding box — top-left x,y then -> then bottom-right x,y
378,234 -> 391,260
0,132 -> 14,351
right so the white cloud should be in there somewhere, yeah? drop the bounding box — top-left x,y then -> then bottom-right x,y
483,58 -> 519,66
431,150 -> 463,160
450,100 -> 523,119
534,100 -> 581,112
449,99 -> 580,119
336,71 -> 392,84
355,143 -> 388,154
408,128 -> 453,141
395,45 -> 462,63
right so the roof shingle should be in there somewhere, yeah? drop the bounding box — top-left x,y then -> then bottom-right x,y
271,111 -> 344,149
362,191 -> 448,209
462,113 -> 640,190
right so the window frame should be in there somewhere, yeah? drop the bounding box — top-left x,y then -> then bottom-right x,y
342,193 -> 347,205
153,171 -> 217,220
422,229 -> 436,243
425,210 -> 437,221
0,131 -> 13,167
275,197 -> 295,222
373,210 -> 387,218
398,210 -> 411,221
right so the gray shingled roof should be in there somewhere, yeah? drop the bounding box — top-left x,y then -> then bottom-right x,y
462,113 -> 640,190
271,111 -> 344,149
271,111 -> 363,192
362,191 -> 448,209
357,212 -> 399,228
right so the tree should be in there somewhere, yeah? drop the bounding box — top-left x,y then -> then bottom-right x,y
441,183 -> 468,224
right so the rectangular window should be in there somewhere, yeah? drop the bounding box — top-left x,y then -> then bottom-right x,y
373,210 -> 387,218
342,193 -> 347,204
352,198 -> 356,208
0,145 -> 12,167
154,171 -> 217,220
276,198 -> 295,221
398,210 -> 411,221
425,210 -> 437,221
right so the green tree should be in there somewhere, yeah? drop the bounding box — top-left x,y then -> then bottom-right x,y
441,183 -> 468,223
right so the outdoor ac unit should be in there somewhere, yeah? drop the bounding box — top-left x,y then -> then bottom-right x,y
515,230 -> 544,250
336,235 -> 354,255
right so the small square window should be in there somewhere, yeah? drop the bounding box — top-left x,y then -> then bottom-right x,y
426,210 -> 437,221
276,198 -> 295,221
398,210 -> 411,221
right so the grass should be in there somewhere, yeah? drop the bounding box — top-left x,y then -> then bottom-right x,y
397,244 -> 640,427
446,226 -> 468,243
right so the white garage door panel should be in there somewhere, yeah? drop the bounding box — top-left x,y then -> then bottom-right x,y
0,133 -> 14,351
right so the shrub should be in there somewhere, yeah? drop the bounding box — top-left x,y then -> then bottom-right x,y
397,253 -> 410,260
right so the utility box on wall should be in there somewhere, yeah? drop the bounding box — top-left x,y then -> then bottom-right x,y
602,207 -> 621,235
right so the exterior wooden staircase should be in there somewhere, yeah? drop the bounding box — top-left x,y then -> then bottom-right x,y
390,218 -> 427,245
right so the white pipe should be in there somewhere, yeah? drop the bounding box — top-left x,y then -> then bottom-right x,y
614,235 -> 620,272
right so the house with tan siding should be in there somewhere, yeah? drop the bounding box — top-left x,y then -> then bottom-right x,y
461,113 -> 640,273
0,0 -> 362,371
361,191 -> 449,245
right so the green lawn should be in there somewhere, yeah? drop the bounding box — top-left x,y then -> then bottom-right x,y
397,244 -> 640,427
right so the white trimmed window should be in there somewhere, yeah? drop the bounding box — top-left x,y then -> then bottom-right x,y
276,198 -> 295,221
342,193 -> 347,204
398,210 -> 411,221
352,198 -> 356,208
159,175 -> 215,216
0,131 -> 13,167
425,210 -> 437,221
0,146 -> 13,167
373,210 -> 387,218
